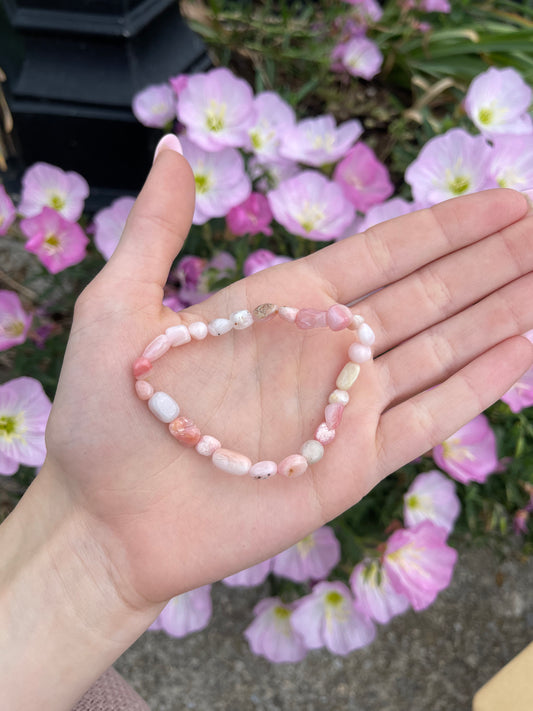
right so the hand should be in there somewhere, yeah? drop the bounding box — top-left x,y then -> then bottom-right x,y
41,146 -> 533,611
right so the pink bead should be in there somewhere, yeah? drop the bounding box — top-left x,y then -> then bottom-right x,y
212,448 -> 252,476
278,306 -> 299,323
295,308 -> 327,329
249,460 -> 278,480
135,380 -> 154,401
348,342 -> 372,364
315,422 -> 336,445
165,324 -> 191,346
326,304 -> 353,331
133,357 -> 152,379
169,417 -> 201,447
142,334 -> 171,361
278,454 -> 308,478
195,435 -> 222,457
325,403 -> 344,429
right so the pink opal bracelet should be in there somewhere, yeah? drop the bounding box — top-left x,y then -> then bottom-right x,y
132,303 -> 374,480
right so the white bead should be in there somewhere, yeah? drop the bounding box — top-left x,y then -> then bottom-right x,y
328,389 -> 350,406
348,314 -> 365,330
208,318 -> 233,336
230,310 -> 253,330
358,323 -> 375,346
195,435 -> 221,456
148,391 -> 180,423
279,306 -> 299,323
348,343 -> 372,364
212,448 -> 252,476
300,439 -> 324,464
165,324 -> 191,346
336,362 -> 361,390
188,321 -> 208,340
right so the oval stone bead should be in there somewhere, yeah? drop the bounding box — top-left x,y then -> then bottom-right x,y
315,422 -> 336,445
295,308 -> 327,329
300,439 -> 324,465
135,380 -> 154,401
326,304 -> 353,331
278,306 -> 299,323
328,389 -> 350,406
325,403 -> 344,429
278,454 -> 308,478
165,324 -> 191,346
231,310 -> 254,330
208,318 -> 233,336
148,391 -> 180,423
212,448 -> 252,476
249,460 -> 278,480
358,323 -> 376,346
195,435 -> 222,457
133,357 -> 152,379
169,417 -> 201,447
348,343 -> 372,364
347,314 -> 365,331
142,334 -> 171,361
188,321 -> 208,340
253,303 -> 278,321
336,362 -> 361,390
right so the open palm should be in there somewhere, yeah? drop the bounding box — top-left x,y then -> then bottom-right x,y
44,148 -> 533,610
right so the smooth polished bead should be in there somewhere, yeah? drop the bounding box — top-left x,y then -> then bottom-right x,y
169,417 -> 201,447
195,435 -> 222,457
278,306 -> 299,323
358,323 -> 375,346
315,422 -> 336,445
253,303 -> 278,321
231,309 -> 254,330
347,314 -> 365,331
325,403 -> 345,429
336,362 -> 361,390
278,454 -> 308,478
250,460 -> 277,479
300,439 -> 324,464
166,324 -> 191,346
326,304 -> 353,331
208,318 -> 233,336
212,448 -> 252,476
133,357 -> 152,379
142,334 -> 171,361
328,389 -> 350,406
148,391 -> 180,423
348,343 -> 372,364
188,321 -> 208,340
135,380 -> 154,401
295,308 -> 327,329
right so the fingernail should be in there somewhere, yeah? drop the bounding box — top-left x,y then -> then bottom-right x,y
153,134 -> 183,163
522,329 -> 533,344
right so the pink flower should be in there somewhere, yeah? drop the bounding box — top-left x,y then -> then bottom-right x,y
432,414 -> 498,485
132,84 -> 176,128
151,585 -> 212,638
222,559 -> 272,587
248,155 -> 300,192
358,197 -> 415,232
226,193 -> 273,236
501,364 -> 533,413
333,142 -> 394,212
421,0 -> 450,11
180,136 -> 251,224
489,135 -> 533,190
272,526 -> 341,583
169,74 -> 189,96
350,559 -> 410,624
247,91 -> 296,160
0,377 -> 52,475
92,196 -> 135,260
162,290 -> 186,313
244,598 -> 307,663
243,249 -> 292,276
279,115 -> 363,167
177,68 -> 256,151
19,162 -> 89,221
405,128 -> 496,207
173,255 -> 207,290
342,0 -> 383,22
335,36 -> 383,81
291,581 -> 376,655
403,470 -> 460,534
268,171 -> 355,240
20,207 -> 89,274
383,521 -> 458,611
0,185 -> 16,235
0,290 -> 32,351
464,67 -> 532,136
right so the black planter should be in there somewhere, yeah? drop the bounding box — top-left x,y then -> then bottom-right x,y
0,0 -> 210,210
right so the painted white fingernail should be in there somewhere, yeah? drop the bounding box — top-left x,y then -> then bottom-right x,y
153,134 -> 183,163
522,329 -> 533,344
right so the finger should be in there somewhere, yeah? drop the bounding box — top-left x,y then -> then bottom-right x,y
375,336 -> 533,478
377,272 -> 533,410
359,211 -> 533,354
103,136 -> 196,291
308,189 -> 528,305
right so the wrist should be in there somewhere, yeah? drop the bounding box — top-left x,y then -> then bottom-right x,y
0,460 -> 163,710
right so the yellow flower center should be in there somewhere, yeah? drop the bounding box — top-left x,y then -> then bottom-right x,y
0,413 -> 24,443
49,194 -> 66,211
5,319 -> 25,337
296,534 -> 315,558
273,606 -> 291,620
44,233 -> 62,255
407,494 -> 419,509
194,173 -> 212,195
325,591 -> 343,606
296,201 -> 324,233
205,101 -> 227,133
478,107 -> 493,126
448,175 -> 470,195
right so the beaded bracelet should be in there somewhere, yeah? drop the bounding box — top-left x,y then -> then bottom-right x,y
132,303 -> 374,480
